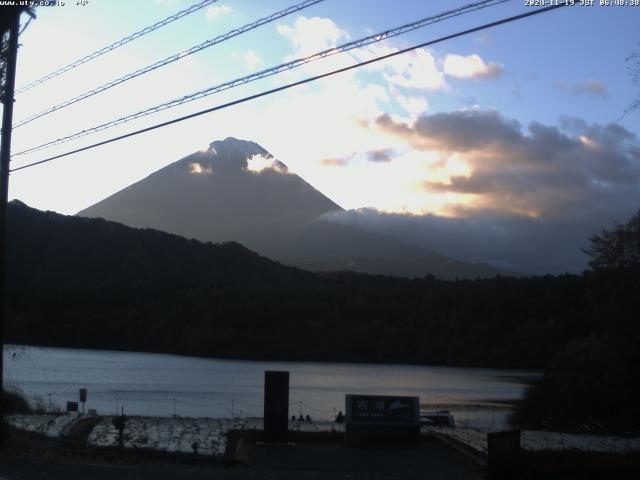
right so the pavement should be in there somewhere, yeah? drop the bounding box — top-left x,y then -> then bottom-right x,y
0,435 -> 484,479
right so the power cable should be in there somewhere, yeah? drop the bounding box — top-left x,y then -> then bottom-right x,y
174,398 -> 230,408
10,2 -> 572,173
12,0 -> 325,129
15,0 -> 221,95
301,401 -> 333,413
11,0 -> 510,157
233,399 -> 263,408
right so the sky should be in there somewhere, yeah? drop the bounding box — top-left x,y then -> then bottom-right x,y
4,0 -> 640,274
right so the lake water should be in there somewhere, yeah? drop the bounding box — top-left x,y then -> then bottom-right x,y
4,345 -> 539,429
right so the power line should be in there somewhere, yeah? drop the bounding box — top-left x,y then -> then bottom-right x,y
12,0 -> 325,129
174,398 -> 231,408
15,0 -> 220,95
301,401 -> 333,413
12,0 -> 511,158
10,2 -> 571,173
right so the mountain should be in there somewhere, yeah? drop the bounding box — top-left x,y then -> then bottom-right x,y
78,137 -> 509,279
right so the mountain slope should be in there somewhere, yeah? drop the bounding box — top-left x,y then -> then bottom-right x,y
78,137 -> 509,279
7,200 -> 638,369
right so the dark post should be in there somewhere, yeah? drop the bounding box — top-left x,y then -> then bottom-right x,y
112,413 -> 127,449
79,388 -> 87,415
0,10 -> 21,436
263,370 -> 289,443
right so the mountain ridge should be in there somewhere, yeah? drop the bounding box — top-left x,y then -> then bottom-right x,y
78,137 -> 512,279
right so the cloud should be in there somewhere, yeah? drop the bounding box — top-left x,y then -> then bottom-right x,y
556,79 -> 609,97
375,110 -> 522,152
321,208 -> 601,274
246,154 -> 288,174
350,110 -> 640,272
474,32 -> 493,46
384,48 -> 447,91
243,50 -> 263,70
390,87 -> 428,117
373,110 -> 640,219
206,5 -> 233,21
277,16 -> 348,57
443,54 -> 503,79
232,50 -> 264,70
366,149 -> 396,163
321,158 -> 350,167
189,162 -> 213,175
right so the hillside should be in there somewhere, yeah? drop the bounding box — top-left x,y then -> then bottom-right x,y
6,200 -> 638,368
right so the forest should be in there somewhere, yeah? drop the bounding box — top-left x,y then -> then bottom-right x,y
6,199 -> 638,368
5,200 -> 640,433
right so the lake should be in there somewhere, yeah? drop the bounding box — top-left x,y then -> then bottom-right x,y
4,345 -> 539,429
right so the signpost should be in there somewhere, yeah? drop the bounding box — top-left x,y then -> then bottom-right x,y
79,388 -> 87,415
345,394 -> 420,445
112,413 -> 127,449
263,371 -> 289,443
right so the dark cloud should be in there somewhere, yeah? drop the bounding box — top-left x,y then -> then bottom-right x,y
376,110 -> 639,219
556,79 -> 609,98
366,149 -> 396,163
321,208 -> 604,275
344,110 -> 640,274
376,110 -> 522,152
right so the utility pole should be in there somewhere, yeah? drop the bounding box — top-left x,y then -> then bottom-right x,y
0,8 -> 22,440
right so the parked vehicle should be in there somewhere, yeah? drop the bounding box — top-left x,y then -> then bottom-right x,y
420,409 -> 455,427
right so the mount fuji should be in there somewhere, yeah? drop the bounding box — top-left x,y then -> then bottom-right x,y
78,137 -> 509,279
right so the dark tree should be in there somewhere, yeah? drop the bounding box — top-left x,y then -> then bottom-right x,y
583,210 -> 640,271
511,334 -> 640,434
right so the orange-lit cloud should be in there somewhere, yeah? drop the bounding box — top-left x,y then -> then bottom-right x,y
246,154 -> 288,174
189,162 -> 213,175
444,54 -> 503,79
371,110 -> 639,218
320,158 -> 350,167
